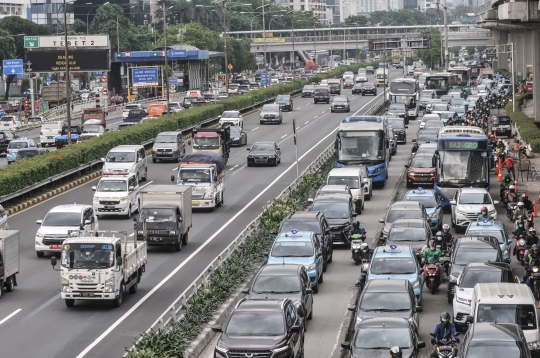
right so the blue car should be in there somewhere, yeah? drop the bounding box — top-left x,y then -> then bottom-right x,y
6,137 -> 39,164
267,230 -> 324,293
465,220 -> 512,263
403,187 -> 443,232
366,244 -> 424,304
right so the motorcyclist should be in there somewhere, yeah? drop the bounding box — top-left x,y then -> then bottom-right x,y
477,206 -> 494,221
350,221 -> 367,240
500,174 -> 513,199
524,244 -> 540,284
504,185 -> 518,204
422,239 -> 443,264
430,312 -> 459,358
389,346 -> 403,358
522,193 -> 534,212
354,243 -> 373,288
441,224 -> 454,248
527,227 -> 539,247
411,138 -> 419,153
514,202 -> 528,222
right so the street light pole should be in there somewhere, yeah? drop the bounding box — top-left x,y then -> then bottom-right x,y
262,1 -> 268,86
163,4 -> 172,106
443,0 -> 448,71
222,0 -> 229,91
86,4 -> 103,34
63,0 -> 72,147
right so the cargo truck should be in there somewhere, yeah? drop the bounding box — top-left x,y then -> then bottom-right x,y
51,230 -> 147,308
172,152 -> 225,211
134,184 -> 192,251
0,230 -> 19,297
190,126 -> 231,164
82,108 -> 106,127
42,83 -> 68,109
376,68 -> 388,87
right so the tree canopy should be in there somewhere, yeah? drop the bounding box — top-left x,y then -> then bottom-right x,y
417,28 -> 442,70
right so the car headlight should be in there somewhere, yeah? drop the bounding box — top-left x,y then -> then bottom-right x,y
355,316 -> 363,327
408,172 -> 416,176
305,263 -> 317,271
172,146 -> 178,151
449,273 -> 459,283
137,230 -> 143,235
248,155 -> 254,159
373,167 -> 384,174
36,231 -> 43,239
62,277 -> 71,292
528,341 -> 540,351
104,277 -> 115,293
489,210 -> 496,216
533,267 -> 539,273
502,249 -> 509,256
412,280 -> 420,289
456,295 -> 471,305
119,196 -> 128,202
429,213 -> 438,218
456,210 -> 468,216
204,191 -> 213,199
169,230 -> 177,235
233,137 -> 240,140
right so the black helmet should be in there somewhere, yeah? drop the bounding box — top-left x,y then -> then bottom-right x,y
435,231 -> 443,241
532,244 -> 539,258
389,346 -> 402,358
429,239 -> 435,250
440,312 -> 451,327
353,221 -> 360,229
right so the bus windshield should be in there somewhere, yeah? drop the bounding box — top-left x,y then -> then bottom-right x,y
390,81 -> 416,95
338,131 -> 385,161
436,150 -> 488,185
426,77 -> 448,92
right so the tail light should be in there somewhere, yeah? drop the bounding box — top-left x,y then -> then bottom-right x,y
40,131 -> 43,135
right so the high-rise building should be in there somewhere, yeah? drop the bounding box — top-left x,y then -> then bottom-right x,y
279,0 -> 328,21
0,0 -> 29,21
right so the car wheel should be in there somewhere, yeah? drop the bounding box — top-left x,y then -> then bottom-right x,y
260,121 -> 264,125
247,161 -> 252,167
318,272 -> 324,283
152,157 -> 156,163
312,282 -> 319,294
331,109 -> 334,113
5,276 -> 14,292
65,299 -> 75,307
126,204 -> 132,219
36,251 -> 44,258
113,281 -> 124,307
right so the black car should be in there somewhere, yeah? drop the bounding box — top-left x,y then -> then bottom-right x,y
212,299 -> 305,358
460,323 -> 532,358
229,126 -> 247,146
309,193 -> 357,245
277,211 -> 334,271
348,279 -> 422,333
384,218 -> 432,259
447,236 -> 503,303
244,264 -> 314,328
361,82 -> 377,96
247,141 -> 281,166
352,83 -> 363,94
341,317 -> 425,357
0,130 -> 16,155
387,103 -> 407,118
394,63 -> 404,69
313,87 -> 330,104
275,94 -> 293,112
379,201 -> 428,237
329,83 -> 341,95
302,85 -> 315,97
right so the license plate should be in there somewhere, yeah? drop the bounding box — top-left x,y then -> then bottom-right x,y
104,205 -> 115,209
150,237 -> 163,242
3,124 -> 8,126
192,200 -> 200,205
48,136 -> 54,139
80,292 -> 95,297
50,244 -> 61,249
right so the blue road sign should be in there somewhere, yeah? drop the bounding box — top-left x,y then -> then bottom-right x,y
362,46 -> 369,51
132,68 -> 159,87
23,89 -> 30,98
3,59 -> 23,75
261,74 -> 271,85
169,77 -> 178,85
167,49 -> 187,58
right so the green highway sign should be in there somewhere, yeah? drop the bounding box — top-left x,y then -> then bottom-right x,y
24,36 -> 39,48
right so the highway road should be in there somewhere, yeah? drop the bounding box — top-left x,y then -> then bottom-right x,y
0,69 -> 402,358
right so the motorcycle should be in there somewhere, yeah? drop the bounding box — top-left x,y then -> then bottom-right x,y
515,236 -> 528,265
356,259 -> 370,291
423,259 -> 442,294
515,215 -> 529,231
430,334 -> 459,358
526,212 -> 535,229
350,233 -> 366,265
506,199 -> 518,220
528,266 -> 540,300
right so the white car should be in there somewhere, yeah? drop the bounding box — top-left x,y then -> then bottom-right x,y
35,204 -> 99,257
92,172 -> 140,219
477,84 -> 488,93
219,110 -> 243,128
450,187 -> 499,232
355,74 -> 368,83
419,114 -> 441,130
123,104 -> 145,119
342,71 -> 354,80
0,116 -> 22,130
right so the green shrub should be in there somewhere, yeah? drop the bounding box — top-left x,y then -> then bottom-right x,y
504,92 -> 540,153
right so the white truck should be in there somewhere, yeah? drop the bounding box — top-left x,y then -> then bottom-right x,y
51,230 -> 147,308
0,230 -> 19,297
135,185 -> 192,251
171,152 -> 225,211
376,68 -> 388,87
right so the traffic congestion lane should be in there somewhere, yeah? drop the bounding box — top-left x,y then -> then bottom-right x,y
0,82 -> 390,358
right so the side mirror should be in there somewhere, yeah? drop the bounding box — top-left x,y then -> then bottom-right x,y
296,305 -> 305,317
101,157 -> 105,162
378,218 -> 384,223
417,341 -> 426,349
352,213 -> 358,217
419,268 -> 424,274
290,325 -> 301,332
128,186 -> 134,191
347,304 -> 356,312
270,229 -> 278,234
84,220 -> 91,226
416,306 -> 424,313
450,200 -> 457,205
276,147 -> 280,150
466,315 -> 474,323
405,125 -> 409,129
241,288 -> 249,294
187,140 -> 192,146
138,158 -> 142,162
307,198 -> 314,203
341,341 -> 351,350
211,324 -> 223,333
305,288 -> 313,294
171,175 -> 176,182
404,164 -> 409,168
51,256 -> 57,267
246,148 -> 250,151
36,220 -> 43,225
493,200 -> 499,205
116,256 -> 123,266
91,186 -> 97,191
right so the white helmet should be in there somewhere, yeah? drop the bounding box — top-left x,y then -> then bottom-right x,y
518,201 -> 524,208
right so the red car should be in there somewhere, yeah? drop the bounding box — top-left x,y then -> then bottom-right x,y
343,78 -> 354,89
405,153 -> 435,188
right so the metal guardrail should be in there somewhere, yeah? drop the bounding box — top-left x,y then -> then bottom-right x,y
124,92 -> 386,356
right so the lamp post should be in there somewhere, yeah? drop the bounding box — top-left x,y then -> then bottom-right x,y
163,4 -> 173,106
63,0 -> 72,147
86,2 -> 105,34
256,3 -> 271,86
241,10 -> 286,39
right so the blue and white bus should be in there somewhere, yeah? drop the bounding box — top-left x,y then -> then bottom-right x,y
335,116 -> 389,184
434,126 -> 490,208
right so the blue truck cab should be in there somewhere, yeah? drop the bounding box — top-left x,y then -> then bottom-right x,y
403,187 -> 443,232
267,230 -> 325,293
465,220 -> 512,263
367,244 -> 424,304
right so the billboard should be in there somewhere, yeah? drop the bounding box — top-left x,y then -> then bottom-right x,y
26,50 -> 110,72
132,68 -> 159,87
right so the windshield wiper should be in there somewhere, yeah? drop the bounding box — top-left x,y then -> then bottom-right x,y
364,308 -> 409,312
364,347 -> 389,350
438,178 -> 460,187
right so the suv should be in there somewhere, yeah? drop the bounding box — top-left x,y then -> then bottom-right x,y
302,85 -> 315,97
313,86 -> 330,104
259,104 -> 282,124
35,204 -> 99,257
277,211 -> 334,271
92,172 -> 140,219
492,115 -> 513,138
152,131 -> 185,163
102,145 -> 148,182
309,193 -> 356,245
450,188 -> 498,233
460,323 -> 532,358
378,201 -> 428,237
212,299 -> 305,358
219,111 -> 244,128
122,104 -> 144,119
330,96 -> 351,113
275,94 -> 293,112
465,220 -> 512,263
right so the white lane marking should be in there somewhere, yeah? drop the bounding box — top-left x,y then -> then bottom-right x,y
305,121 -> 309,124
229,165 -> 238,171
129,233 -> 134,237
75,119 -> 344,358
322,111 -> 326,114
0,309 -> 22,326
251,127 -> 259,131
314,116 -> 318,119
171,166 -> 178,171
296,127 -> 300,130
139,181 -> 154,189
281,134 -> 287,138
297,107 -> 301,109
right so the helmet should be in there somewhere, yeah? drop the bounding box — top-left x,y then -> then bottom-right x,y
429,239 -> 435,250
522,193 -> 528,200
505,174 -> 512,180
435,231 -> 443,241
389,346 -> 402,358
532,244 -> 539,258
529,227 -> 537,235
360,243 -> 369,254
481,206 -> 488,214
353,221 -> 360,229
518,201 -> 524,208
509,185 -> 515,192
442,223 -> 450,232
440,312 -> 451,327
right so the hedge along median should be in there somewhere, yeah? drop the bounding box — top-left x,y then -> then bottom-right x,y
504,92 -> 540,153
125,153 -> 336,358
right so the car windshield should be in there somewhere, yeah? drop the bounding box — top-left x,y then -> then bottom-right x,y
280,221 -> 321,234
271,241 -> 314,257
371,257 -> 417,275
360,292 -> 410,310
477,304 -> 537,330
106,151 -> 135,163
61,243 -> 115,269
8,141 -> 28,148
466,342 -> 522,358
389,104 -> 405,111
364,82 -> 374,87
388,227 -> 427,241
466,230 -> 504,244
493,117 -> 511,125
410,156 -> 434,168
276,95 -> 289,101
83,125 -> 102,133
333,97 -> 347,103
418,133 -> 438,142
459,193 -> 492,204
221,112 -> 239,118
193,136 -> 219,149
388,120 -> 404,130
433,104 -> 447,110
252,143 -> 275,151
328,177 -> 359,189
354,328 -> 411,349
230,127 -> 241,136
42,212 -> 81,226
460,270 -> 502,288
262,105 -> 279,112
303,86 -> 314,90
178,168 -> 211,183
312,202 -> 350,219
404,195 -> 436,208
454,248 -> 498,265
139,208 -> 176,222
226,313 -> 284,336
155,134 -> 177,143
97,180 -> 127,192
252,275 -> 301,293
386,209 -> 423,223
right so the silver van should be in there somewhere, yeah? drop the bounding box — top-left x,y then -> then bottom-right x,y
102,145 -> 148,181
326,167 -> 366,214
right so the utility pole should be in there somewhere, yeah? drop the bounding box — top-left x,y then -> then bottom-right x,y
163,3 -> 170,106
443,0 -> 448,71
262,0 -> 267,86
25,62 -> 35,118
63,0 -> 72,147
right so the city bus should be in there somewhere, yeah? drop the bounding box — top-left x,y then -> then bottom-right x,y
433,126 -> 490,208
388,78 -> 419,120
447,66 -> 472,87
424,73 -> 458,97
335,117 -> 389,184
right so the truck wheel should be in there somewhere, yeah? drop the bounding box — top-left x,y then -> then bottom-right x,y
137,268 -> 142,283
36,251 -> 44,258
65,299 -> 75,307
129,280 -> 138,294
174,241 -> 182,252
217,193 -> 222,207
113,282 -> 124,308
126,205 -> 132,219
0,279 -> 3,298
152,157 -> 156,163
182,232 -> 188,246
5,276 -> 14,292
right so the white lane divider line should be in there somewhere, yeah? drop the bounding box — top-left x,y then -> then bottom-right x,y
296,127 -> 300,130
139,181 -> 154,189
314,116 -> 318,119
229,165 -> 238,171
129,233 -> 134,237
251,127 -> 259,131
297,107 -> 301,109
322,111 -> 326,114
281,134 -> 287,138
305,121 -> 309,124
0,309 -> 22,326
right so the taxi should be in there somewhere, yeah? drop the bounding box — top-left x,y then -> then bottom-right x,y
402,187 -> 443,232
366,244 -> 424,304
267,230 -> 324,293
6,137 -> 39,164
91,172 -> 140,219
465,219 -> 512,263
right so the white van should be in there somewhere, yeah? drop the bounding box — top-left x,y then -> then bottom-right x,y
467,283 -> 540,354
40,121 -> 66,146
326,167 -> 366,214
101,145 -> 148,182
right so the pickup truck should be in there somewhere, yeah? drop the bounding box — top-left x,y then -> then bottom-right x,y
124,109 -> 149,123
51,230 -> 147,308
172,152 -> 225,211
0,230 -> 19,296
55,126 -> 83,148
134,184 -> 192,251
